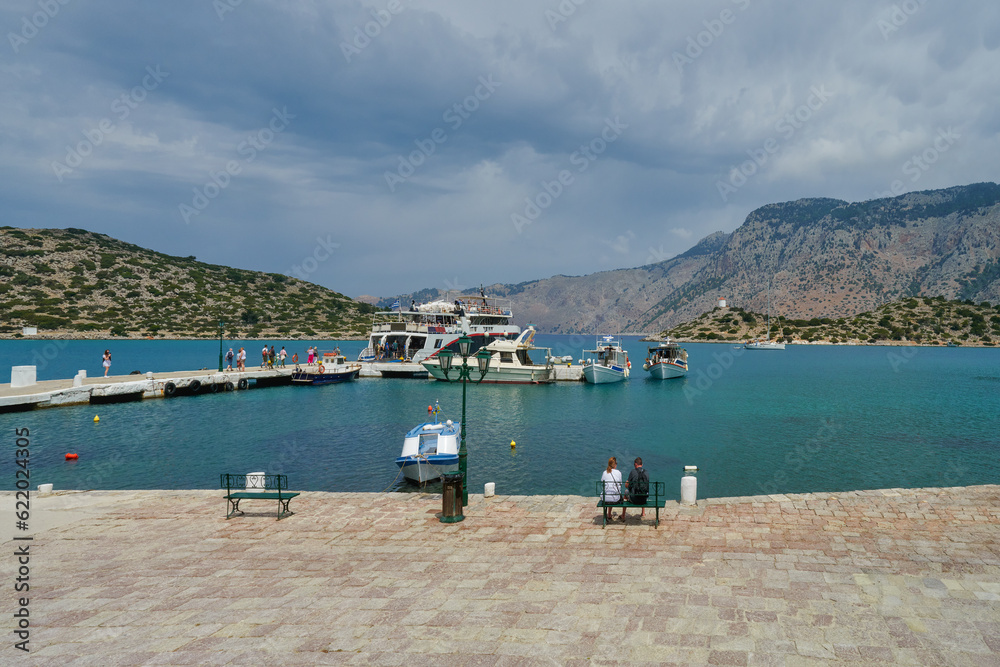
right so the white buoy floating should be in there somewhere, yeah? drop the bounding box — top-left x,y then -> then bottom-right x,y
681,465 -> 698,506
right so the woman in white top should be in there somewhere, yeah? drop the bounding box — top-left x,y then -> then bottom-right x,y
600,456 -> 623,522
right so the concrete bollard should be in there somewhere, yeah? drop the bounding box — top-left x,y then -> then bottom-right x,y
681,465 -> 698,505
484,482 -> 495,498
38,483 -> 53,495
11,366 -> 37,388
245,472 -> 266,490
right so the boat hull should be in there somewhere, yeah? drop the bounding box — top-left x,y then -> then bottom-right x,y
423,362 -> 554,384
290,368 -> 360,385
744,342 -> 785,350
647,361 -> 687,379
395,455 -> 459,483
582,363 -> 627,384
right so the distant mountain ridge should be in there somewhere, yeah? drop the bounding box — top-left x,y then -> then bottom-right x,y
380,183 -> 1000,333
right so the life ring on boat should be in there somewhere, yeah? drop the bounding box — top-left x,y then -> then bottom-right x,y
291,353 -> 298,363
224,381 -> 235,392
627,361 -> 631,369
237,378 -> 249,390
188,379 -> 202,394
163,381 -> 177,397
317,364 -> 325,374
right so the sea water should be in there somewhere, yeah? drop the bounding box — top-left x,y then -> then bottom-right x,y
2,336 -> 998,500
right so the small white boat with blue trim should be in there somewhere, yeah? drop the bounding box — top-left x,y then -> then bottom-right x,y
582,335 -> 630,384
395,406 -> 460,484
643,339 -> 688,379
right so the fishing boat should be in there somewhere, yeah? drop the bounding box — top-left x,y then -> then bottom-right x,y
643,339 -> 688,379
357,291 -> 521,378
423,326 -> 556,384
290,352 -> 361,385
582,336 -> 630,384
395,406 -> 460,484
745,279 -> 785,350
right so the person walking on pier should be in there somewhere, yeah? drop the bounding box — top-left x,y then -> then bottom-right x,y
261,345 -> 269,368
237,347 -> 246,372
279,346 -> 287,367
225,348 -> 234,371
269,345 -> 276,368
102,349 -> 112,378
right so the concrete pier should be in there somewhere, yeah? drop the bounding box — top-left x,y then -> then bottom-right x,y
2,484 -> 998,663
0,367 -> 294,411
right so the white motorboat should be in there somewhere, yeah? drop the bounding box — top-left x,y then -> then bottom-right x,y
744,279 -> 785,350
643,339 -> 688,379
582,336 -> 630,384
394,409 -> 460,484
423,326 -> 555,384
358,293 -> 521,377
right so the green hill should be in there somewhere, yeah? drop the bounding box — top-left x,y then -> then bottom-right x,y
0,227 -> 376,339
657,297 -> 1000,346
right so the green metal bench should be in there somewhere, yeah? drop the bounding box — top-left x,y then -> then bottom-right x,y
596,480 -> 667,528
220,473 -> 299,520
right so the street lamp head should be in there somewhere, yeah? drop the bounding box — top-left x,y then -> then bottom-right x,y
475,348 -> 491,378
437,349 -> 454,373
458,335 -> 472,359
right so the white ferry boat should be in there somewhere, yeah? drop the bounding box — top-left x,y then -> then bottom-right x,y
358,294 -> 521,378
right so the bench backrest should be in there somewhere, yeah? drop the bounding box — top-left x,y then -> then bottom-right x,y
596,480 -> 664,502
221,473 -> 289,495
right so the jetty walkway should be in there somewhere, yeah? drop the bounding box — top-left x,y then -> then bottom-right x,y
3,485 -> 998,664
0,368 -> 293,412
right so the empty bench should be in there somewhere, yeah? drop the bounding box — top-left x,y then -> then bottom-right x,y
220,473 -> 299,520
596,480 -> 667,528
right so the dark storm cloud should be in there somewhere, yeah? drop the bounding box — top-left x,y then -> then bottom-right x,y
2,0 -> 998,296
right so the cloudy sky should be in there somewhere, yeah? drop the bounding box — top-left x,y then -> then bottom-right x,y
3,1 -> 998,297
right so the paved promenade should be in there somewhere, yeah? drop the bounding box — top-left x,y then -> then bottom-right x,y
3,485 -> 999,665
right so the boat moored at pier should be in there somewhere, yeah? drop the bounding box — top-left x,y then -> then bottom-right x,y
643,339 -> 688,379
291,353 -> 361,385
395,407 -> 460,484
423,326 -> 556,384
358,294 -> 521,378
582,336 -> 630,384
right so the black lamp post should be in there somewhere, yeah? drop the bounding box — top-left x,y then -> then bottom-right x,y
436,335 -> 491,507
218,320 -> 225,372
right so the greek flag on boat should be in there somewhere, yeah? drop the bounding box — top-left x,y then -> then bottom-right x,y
392,300 -> 401,310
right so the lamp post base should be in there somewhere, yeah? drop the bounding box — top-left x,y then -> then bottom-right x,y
439,514 -> 465,524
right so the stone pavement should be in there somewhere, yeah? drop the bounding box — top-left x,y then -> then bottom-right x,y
2,485 -> 999,665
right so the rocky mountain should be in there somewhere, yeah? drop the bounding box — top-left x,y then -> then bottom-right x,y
0,227 -> 375,338
657,297 -> 1000,347
383,183 -> 1000,334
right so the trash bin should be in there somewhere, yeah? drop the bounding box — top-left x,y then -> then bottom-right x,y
440,471 -> 465,523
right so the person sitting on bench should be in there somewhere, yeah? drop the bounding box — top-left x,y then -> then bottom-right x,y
622,457 -> 649,522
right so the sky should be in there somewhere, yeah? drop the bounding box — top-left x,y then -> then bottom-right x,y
2,1 -> 999,298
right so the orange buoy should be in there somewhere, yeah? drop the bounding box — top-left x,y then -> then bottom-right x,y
428,405 -> 433,413
65,453 -> 79,460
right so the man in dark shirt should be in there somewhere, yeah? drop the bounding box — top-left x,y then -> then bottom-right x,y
622,457 -> 648,521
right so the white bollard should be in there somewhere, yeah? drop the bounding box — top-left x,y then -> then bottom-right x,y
681,465 -> 699,506
38,483 -> 53,495
245,472 -> 266,489
11,366 -> 36,388
484,482 -> 495,498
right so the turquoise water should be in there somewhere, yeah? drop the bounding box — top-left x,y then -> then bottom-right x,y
2,337 -> 999,500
